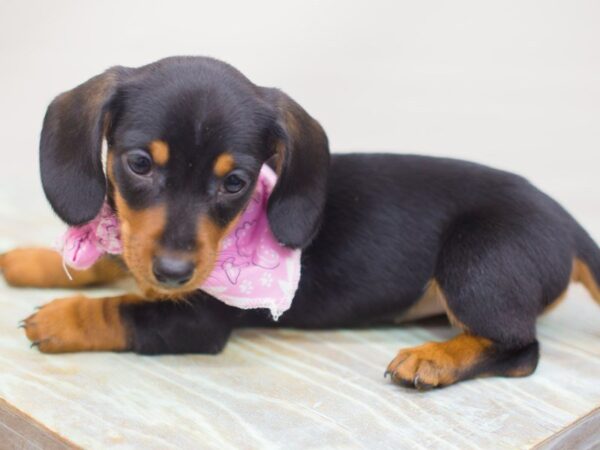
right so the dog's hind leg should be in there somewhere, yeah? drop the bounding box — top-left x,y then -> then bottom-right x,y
387,214 -> 573,389
573,226 -> 600,304
386,277 -> 543,390
386,332 -> 540,390
0,247 -> 126,288
573,259 -> 600,303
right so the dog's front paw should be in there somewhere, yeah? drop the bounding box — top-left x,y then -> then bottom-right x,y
23,296 -> 91,353
22,295 -> 129,353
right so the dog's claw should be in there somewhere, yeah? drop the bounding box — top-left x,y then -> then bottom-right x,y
384,370 -> 391,378
30,340 -> 40,349
413,375 -> 434,391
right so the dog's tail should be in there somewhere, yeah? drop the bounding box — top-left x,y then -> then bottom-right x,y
573,224 -> 600,303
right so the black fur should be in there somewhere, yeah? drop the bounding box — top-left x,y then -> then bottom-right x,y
42,57 -> 329,252
262,87 -> 330,248
117,153 -> 598,376
40,66 -> 131,225
120,292 -> 237,355
39,56 -> 600,387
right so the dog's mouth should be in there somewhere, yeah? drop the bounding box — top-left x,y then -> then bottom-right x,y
136,265 -> 213,300
145,281 -> 200,300
113,193 -> 236,300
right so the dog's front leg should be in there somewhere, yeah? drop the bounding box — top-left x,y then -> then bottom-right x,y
1,247 -> 126,288
22,291 -> 235,354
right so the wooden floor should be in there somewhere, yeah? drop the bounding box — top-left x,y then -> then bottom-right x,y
0,398 -> 77,449
1,201 -> 600,449
535,407 -> 600,449
1,275 -> 600,449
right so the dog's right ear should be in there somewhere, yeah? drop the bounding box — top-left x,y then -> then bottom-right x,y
40,66 -> 130,225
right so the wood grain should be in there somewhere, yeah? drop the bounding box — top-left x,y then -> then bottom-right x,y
535,407 -> 600,450
0,398 -> 77,449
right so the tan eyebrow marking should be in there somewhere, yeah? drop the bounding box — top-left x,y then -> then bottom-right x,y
149,140 -> 170,166
213,152 -> 235,177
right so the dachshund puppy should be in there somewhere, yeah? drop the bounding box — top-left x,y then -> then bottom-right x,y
2,56 -> 599,390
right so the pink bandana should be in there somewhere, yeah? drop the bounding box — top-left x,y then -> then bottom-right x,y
57,165 -> 302,320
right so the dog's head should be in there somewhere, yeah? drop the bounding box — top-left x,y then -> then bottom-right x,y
40,57 -> 329,297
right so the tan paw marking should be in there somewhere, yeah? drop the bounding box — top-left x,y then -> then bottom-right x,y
23,295 -> 136,353
385,334 -> 491,390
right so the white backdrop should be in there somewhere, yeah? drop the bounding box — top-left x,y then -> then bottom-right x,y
0,0 -> 598,238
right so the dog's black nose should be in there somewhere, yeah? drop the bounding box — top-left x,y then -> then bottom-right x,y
152,256 -> 195,287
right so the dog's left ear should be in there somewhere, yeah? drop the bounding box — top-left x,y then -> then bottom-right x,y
262,88 -> 330,249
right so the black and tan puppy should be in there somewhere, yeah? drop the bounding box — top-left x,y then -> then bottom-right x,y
2,56 -> 599,390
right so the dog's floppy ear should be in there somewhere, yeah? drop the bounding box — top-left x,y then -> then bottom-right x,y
40,66 -> 130,225
262,88 -> 330,249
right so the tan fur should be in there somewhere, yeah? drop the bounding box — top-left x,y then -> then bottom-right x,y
149,140 -> 169,166
109,151 -> 166,295
115,192 -> 167,295
109,149 -> 243,298
573,258 -> 600,303
273,141 -> 286,174
394,280 -> 446,323
213,153 -> 235,177
543,258 -> 600,314
387,334 -> 492,389
431,279 -> 470,330
505,365 -> 537,378
24,294 -> 141,353
394,280 -> 470,329
270,109 -> 299,175
0,247 -> 125,288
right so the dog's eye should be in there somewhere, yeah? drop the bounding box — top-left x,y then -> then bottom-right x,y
222,174 -> 246,194
126,150 -> 153,176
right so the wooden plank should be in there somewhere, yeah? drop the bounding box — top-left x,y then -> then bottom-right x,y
0,398 -> 78,450
1,278 -> 600,447
535,407 -> 600,450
